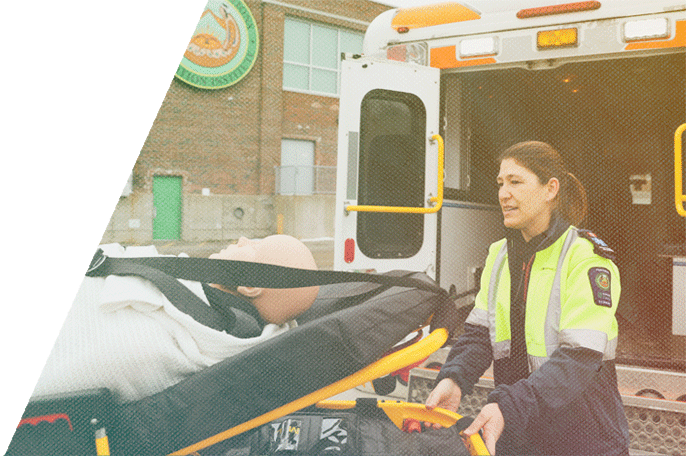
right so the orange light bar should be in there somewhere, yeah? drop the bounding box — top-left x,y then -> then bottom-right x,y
537,28 -> 578,49
517,1 -> 600,19
392,2 -> 480,31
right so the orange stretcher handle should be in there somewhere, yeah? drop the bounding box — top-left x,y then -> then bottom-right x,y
317,399 -> 490,456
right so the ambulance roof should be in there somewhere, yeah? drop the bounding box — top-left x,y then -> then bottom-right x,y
365,0 -> 684,54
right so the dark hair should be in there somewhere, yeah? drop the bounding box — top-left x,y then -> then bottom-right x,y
499,141 -> 588,226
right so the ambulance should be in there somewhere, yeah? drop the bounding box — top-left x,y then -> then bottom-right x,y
333,2 -> 686,454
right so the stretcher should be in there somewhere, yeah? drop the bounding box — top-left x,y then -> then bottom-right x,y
7,255 -> 488,455
9,332 -> 487,455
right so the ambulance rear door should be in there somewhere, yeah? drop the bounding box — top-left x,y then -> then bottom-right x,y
334,57 -> 441,276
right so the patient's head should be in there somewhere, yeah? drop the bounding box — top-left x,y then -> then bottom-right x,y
209,235 -> 319,325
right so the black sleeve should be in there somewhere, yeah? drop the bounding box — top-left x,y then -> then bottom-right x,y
487,346 -> 603,444
435,323 -> 493,396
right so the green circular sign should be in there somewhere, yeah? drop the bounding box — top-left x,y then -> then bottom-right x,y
175,0 -> 259,89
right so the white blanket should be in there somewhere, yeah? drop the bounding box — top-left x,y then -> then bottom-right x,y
32,244 -> 294,402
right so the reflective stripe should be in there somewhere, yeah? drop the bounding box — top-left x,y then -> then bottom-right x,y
465,307 -> 489,327
527,229 -> 579,371
488,243 -> 508,359
528,355 -> 547,372
535,229 -> 579,370
529,336 -> 616,370
605,337 -> 618,361
560,328 -> 607,352
493,340 -> 511,360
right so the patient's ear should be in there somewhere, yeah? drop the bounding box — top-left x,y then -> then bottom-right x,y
236,286 -> 263,298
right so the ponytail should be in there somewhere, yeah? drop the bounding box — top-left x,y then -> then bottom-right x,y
559,172 -> 587,227
499,141 -> 588,227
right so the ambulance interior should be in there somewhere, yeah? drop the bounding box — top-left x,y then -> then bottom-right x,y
443,52 -> 686,368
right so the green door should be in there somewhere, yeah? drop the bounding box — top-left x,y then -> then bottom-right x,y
153,176 -> 182,240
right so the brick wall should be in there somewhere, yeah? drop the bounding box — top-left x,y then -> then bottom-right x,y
133,0 -> 389,195
107,0 -> 391,242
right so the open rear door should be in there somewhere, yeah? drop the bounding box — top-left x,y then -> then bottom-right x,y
334,57 -> 441,276
676,123 -> 686,217
673,123 -> 686,336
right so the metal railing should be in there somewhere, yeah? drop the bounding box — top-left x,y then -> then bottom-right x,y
274,165 -> 337,195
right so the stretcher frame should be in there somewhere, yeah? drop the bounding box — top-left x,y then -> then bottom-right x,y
169,328 -> 451,455
13,328 -> 488,456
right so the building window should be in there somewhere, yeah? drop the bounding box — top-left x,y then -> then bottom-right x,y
283,18 -> 363,96
279,139 -> 315,195
275,139 -> 337,195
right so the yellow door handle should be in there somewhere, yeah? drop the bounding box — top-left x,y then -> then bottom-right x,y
675,123 -> 686,217
346,134 -> 444,214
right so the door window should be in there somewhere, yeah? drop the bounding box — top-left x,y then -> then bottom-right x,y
357,89 -> 426,258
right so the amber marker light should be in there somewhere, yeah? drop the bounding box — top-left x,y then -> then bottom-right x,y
537,28 -> 578,49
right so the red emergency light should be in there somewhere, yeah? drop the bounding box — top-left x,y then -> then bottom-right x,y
344,238 -> 355,263
517,1 -> 601,19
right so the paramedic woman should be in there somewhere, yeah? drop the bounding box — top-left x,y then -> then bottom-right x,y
425,141 -> 630,455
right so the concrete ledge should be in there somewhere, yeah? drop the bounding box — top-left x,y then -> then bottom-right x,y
102,193 -> 336,244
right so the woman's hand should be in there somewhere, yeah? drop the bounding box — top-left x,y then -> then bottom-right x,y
424,378 -> 462,430
464,402 -> 504,455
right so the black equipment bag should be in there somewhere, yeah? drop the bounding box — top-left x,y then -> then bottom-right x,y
222,399 -> 473,456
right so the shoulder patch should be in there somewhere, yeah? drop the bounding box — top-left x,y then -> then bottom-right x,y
588,267 -> 612,307
577,229 -> 616,260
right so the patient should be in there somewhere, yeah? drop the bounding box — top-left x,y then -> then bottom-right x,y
207,235 -> 319,325
31,235 -> 319,402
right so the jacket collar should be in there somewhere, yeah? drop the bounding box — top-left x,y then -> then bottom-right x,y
505,213 -> 571,255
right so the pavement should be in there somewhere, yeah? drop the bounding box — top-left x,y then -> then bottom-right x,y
146,237 -> 335,270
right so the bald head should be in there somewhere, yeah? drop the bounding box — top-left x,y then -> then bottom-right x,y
209,235 -> 319,325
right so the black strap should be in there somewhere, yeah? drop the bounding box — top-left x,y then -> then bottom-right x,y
84,249 -> 450,334
201,282 -> 264,325
86,255 -> 235,333
85,249 -> 446,295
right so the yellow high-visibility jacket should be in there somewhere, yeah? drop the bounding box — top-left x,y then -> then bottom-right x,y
466,225 -> 620,370
436,220 -> 629,455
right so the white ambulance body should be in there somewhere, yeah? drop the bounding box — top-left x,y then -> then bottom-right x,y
334,2 -> 686,452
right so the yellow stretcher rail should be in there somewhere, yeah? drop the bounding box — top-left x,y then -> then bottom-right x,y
317,399 -> 490,456
346,134 -> 444,214
168,328 -> 449,455
675,123 -> 686,217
